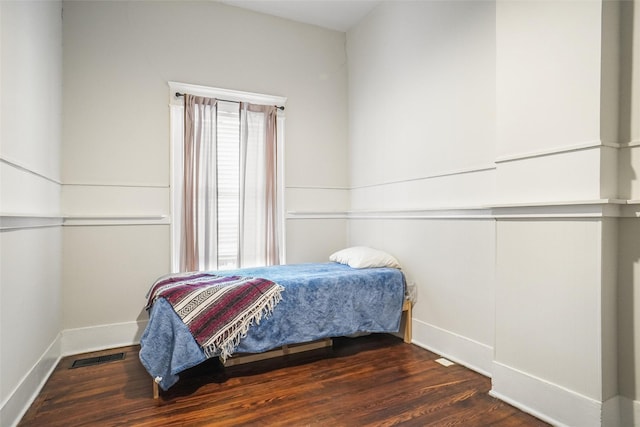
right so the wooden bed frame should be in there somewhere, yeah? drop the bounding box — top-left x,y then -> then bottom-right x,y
152,299 -> 412,399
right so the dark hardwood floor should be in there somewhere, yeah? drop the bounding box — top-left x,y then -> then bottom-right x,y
19,334 -> 548,426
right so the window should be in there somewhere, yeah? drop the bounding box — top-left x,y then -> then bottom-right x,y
216,101 -> 241,268
169,82 -> 286,272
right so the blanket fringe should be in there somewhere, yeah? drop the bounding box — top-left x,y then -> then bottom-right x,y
203,284 -> 284,361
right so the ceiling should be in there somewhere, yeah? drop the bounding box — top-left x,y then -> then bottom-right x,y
219,0 -> 382,32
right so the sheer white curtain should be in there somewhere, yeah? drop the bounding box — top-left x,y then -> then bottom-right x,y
179,94 -> 281,272
239,103 -> 280,267
181,94 -> 218,272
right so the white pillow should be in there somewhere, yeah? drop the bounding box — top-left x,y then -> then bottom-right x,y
329,246 -> 401,269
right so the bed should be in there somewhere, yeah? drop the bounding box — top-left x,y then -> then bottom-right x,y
139,251 -> 410,397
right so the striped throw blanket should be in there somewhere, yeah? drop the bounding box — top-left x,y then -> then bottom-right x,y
146,272 -> 284,361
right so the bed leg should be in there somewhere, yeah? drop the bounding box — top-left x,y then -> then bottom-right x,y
402,299 -> 412,344
153,380 -> 159,399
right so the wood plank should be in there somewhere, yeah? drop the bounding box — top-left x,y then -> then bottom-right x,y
222,338 -> 332,367
403,299 -> 412,343
152,299 -> 412,397
18,334 -> 549,427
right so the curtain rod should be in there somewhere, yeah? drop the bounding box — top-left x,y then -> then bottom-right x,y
175,92 -> 285,111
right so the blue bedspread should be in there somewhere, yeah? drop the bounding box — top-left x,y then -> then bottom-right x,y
139,262 -> 405,390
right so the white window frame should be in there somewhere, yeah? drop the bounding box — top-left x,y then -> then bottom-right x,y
168,81 -> 287,272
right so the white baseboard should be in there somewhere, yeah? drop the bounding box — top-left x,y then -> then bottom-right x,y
601,395 -> 621,427
411,318 -> 493,377
615,395 -> 640,427
1,335 -> 62,427
3,321 -> 149,427
491,361 -> 604,427
61,320 -> 148,356
7,320 -> 638,427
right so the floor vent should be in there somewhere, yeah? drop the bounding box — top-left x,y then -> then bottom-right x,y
71,352 -> 125,369
435,357 -> 455,367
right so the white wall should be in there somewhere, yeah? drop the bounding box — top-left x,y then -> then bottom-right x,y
493,3 -> 617,425
0,2 -> 63,426
617,1 -> 640,424
618,217 -> 640,423
61,0 -> 349,336
4,1 -> 638,427
347,0 -> 496,195
346,0 -> 497,375
1,2 -> 349,422
347,1 -> 639,426
496,1 -> 602,158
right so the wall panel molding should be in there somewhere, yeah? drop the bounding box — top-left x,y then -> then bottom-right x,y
351,166 -> 495,211
61,184 -> 170,218
63,215 -> 170,227
287,212 -> 348,220
338,140 -> 636,194
1,161 -> 62,216
0,156 -> 62,186
495,140 -> 619,164
290,133 -> 638,221
0,215 -> 170,230
496,146 -> 604,203
288,199 -> 638,220
62,183 -> 168,188
621,139 -> 640,148
285,187 -> 349,213
350,164 -> 497,190
0,216 -> 64,231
